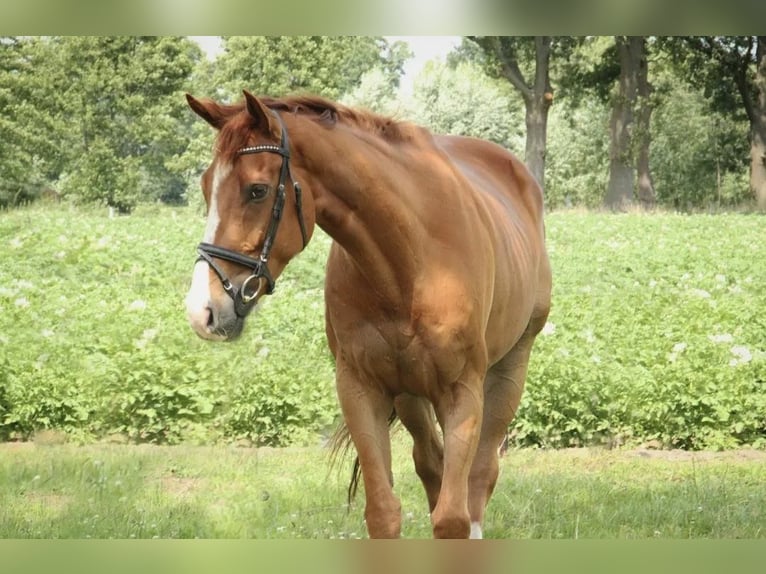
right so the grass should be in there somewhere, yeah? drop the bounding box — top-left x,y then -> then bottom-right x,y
1,436 -> 764,539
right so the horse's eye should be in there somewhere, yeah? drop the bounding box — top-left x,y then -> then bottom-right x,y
247,183 -> 270,203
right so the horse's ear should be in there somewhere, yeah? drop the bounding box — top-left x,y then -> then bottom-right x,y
243,90 -> 277,137
186,94 -> 226,129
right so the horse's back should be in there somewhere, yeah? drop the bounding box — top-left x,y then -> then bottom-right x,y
434,134 -> 544,229
434,134 -> 551,360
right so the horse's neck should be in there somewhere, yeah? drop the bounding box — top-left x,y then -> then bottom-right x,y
292,119 -> 424,299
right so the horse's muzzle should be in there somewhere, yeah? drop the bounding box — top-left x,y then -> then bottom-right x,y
187,298 -> 245,342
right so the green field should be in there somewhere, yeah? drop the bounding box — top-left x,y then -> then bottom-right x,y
1,204 -> 765,539
1,438 -> 764,539
0,204 -> 765,449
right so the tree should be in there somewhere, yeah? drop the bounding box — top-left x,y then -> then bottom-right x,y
0,37 -> 67,207
556,36 -> 656,209
405,61 -> 524,153
341,67 -> 399,115
756,38 -> 766,210
0,37 -> 204,212
214,36 -> 411,101
545,97 -> 611,209
605,36 -> 655,209
662,36 -> 766,210
467,36 -> 555,191
695,36 -> 765,211
650,79 -> 749,209
50,36 -> 202,212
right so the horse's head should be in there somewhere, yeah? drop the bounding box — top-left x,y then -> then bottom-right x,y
185,91 -> 315,341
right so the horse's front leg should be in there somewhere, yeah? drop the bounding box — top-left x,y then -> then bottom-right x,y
336,360 -> 400,538
430,368 -> 484,539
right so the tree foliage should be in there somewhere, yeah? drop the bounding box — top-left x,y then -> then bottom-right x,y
213,36 -> 410,101
1,36 -> 763,212
407,61 -> 525,153
0,37 -> 64,206
53,36 -> 202,212
662,36 -> 766,210
1,36 -> 202,212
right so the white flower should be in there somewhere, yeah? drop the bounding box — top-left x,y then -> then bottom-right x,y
14,297 -> 30,308
648,279 -> 658,288
41,329 -> 54,338
128,300 -> 146,311
582,329 -> 596,344
9,237 -> 23,248
690,288 -> 711,299
729,346 -> 752,366
715,274 -> 727,284
708,334 -> 734,344
541,322 -> 556,336
142,328 -> 158,341
134,328 -> 158,350
668,342 -> 689,363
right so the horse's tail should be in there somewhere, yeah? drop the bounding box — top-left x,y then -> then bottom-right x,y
329,408 -> 399,506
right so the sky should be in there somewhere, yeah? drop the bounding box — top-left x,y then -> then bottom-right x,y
189,36 -> 461,94
386,36 -> 462,87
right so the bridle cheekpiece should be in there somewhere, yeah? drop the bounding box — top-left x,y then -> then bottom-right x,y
196,111 -> 308,317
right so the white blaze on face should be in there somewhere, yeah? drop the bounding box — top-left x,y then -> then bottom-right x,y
186,162 -> 230,334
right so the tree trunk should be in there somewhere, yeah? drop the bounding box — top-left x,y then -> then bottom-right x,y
752,37 -> 766,211
605,36 -> 642,209
524,37 -> 553,191
478,36 -> 553,193
635,37 -> 656,207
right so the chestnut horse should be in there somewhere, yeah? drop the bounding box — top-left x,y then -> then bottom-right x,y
185,91 -> 551,539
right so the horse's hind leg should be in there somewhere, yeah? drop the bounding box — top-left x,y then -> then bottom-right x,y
467,331 -> 539,539
394,394 -> 443,512
336,361 -> 401,538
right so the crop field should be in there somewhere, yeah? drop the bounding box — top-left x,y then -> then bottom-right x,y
0,204 -> 764,539
1,204 -> 764,449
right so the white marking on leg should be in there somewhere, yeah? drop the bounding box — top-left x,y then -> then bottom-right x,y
470,521 -> 483,539
186,162 -> 230,333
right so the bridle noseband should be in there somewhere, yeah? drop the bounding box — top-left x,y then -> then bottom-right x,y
196,112 -> 309,318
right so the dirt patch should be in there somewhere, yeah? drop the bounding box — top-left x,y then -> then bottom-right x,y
24,493 -> 72,514
0,441 -> 37,452
158,476 -> 205,499
630,448 -> 766,462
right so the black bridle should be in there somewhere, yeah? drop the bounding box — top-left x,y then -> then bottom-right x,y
196,112 -> 309,317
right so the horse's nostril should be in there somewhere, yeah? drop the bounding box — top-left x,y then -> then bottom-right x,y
205,306 -> 215,329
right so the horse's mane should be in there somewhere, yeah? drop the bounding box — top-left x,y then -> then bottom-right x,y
216,94 -> 423,160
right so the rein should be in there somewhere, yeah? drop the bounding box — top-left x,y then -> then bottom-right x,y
196,112 -> 308,317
